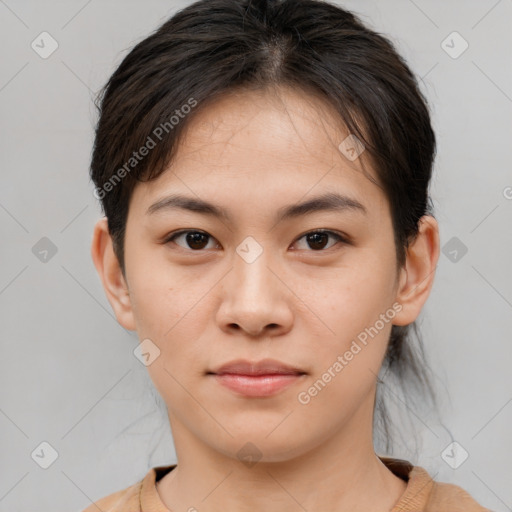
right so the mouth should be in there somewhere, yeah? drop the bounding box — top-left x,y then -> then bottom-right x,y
207,358 -> 307,397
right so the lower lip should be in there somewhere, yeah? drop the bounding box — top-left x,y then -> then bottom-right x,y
212,373 -> 304,397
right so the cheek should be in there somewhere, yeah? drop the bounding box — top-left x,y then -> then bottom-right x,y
297,257 -> 395,384
296,296 -> 392,418
128,258 -> 198,335
127,273 -> 209,404
305,258 -> 395,338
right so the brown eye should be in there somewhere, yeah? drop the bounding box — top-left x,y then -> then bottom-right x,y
294,230 -> 347,251
166,230 -> 217,250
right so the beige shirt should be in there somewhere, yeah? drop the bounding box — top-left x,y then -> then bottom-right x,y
81,456 -> 491,511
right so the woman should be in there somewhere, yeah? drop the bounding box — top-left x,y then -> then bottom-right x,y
85,0 -> 490,510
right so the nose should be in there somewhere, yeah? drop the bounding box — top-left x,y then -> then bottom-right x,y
215,244 -> 293,338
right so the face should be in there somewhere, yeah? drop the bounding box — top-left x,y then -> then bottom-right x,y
96,86 -> 432,464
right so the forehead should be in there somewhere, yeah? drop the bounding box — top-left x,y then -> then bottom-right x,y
130,86 -> 388,220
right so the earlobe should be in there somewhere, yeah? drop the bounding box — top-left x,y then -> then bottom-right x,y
392,215 -> 440,326
91,218 -> 137,331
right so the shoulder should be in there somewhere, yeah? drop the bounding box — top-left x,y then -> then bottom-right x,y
426,477 -> 491,511
379,457 -> 491,512
79,479 -> 143,512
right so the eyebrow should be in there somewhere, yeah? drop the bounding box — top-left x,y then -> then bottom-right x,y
146,191 -> 367,222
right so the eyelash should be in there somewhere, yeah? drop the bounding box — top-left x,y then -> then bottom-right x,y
163,229 -> 349,253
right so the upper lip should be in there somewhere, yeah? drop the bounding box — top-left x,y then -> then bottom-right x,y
210,358 -> 306,376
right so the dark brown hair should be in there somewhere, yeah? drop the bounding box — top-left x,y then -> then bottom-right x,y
91,0 -> 438,453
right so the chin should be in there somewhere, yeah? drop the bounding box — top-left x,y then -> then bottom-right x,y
207,429 -> 317,466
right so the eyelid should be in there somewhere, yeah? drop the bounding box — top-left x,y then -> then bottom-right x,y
295,228 -> 350,244
163,229 -> 219,250
163,228 -> 351,252
292,229 -> 350,252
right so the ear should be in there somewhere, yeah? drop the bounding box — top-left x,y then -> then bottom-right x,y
392,215 -> 440,326
90,217 -> 136,331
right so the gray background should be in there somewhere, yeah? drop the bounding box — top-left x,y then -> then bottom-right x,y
1,1 -> 511,511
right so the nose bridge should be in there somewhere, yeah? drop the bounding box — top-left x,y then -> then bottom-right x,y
233,235 -> 275,298
216,234 -> 292,336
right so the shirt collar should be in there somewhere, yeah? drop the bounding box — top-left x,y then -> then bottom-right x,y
140,457 -> 434,512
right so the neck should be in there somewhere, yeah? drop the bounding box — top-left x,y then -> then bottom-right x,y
157,396 -> 407,512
